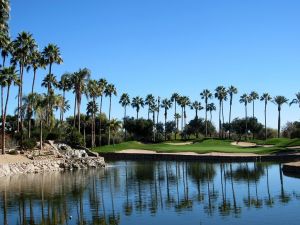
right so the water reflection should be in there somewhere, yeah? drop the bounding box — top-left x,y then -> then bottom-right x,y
0,161 -> 300,225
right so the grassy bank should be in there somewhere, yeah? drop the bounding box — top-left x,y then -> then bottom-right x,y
93,138 -> 300,155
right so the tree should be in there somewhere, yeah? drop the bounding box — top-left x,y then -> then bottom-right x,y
171,93 -> 180,129
178,96 -> 190,130
86,79 -> 101,147
131,96 -> 144,120
200,89 -> 212,137
72,68 -> 90,132
227,86 -> 238,139
249,91 -> 259,118
215,86 -> 227,138
119,93 -> 130,140
58,73 -> 72,122
290,92 -> 300,114
260,93 -> 272,140
104,83 -> 117,145
273,96 -> 289,138
0,66 -> 19,154
97,78 -> 107,146
42,44 -> 63,78
174,113 -> 181,140
161,98 -> 172,140
28,50 -> 45,93
207,103 -> 216,123
145,94 -> 155,120
12,32 -> 37,133
109,119 -> 122,145
239,94 -> 251,139
190,101 -> 203,119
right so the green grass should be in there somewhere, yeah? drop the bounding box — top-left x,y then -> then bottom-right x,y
93,138 -> 300,155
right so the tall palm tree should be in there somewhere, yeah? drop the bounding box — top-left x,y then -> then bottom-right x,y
12,32 -> 37,133
73,68 -> 90,132
249,91 -> 259,118
131,96 -> 144,120
215,86 -> 227,138
200,89 -> 212,137
0,66 -> 19,154
207,103 -> 216,123
41,73 -> 58,126
28,50 -> 45,93
119,93 -> 130,140
86,79 -> 101,147
174,113 -> 181,139
190,101 -> 203,119
161,98 -> 172,140
34,94 -> 47,151
86,101 -> 98,147
42,43 -> 63,78
0,0 -> 10,39
97,78 -> 107,146
260,93 -> 272,140
227,86 -> 238,139
104,83 -> 117,145
58,73 -> 72,122
171,93 -> 180,128
145,94 -> 155,120
178,96 -> 190,129
240,94 -> 251,139
273,96 -> 289,138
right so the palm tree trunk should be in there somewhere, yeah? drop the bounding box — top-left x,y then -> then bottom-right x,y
153,110 -> 156,142
136,109 -> 139,120
219,101 -> 221,138
181,107 -> 184,131
62,90 -> 66,122
40,120 -> 43,152
164,109 -> 167,141
73,94 -> 77,127
20,65 -> 24,142
222,101 -> 225,139
99,96 -> 103,146
124,106 -> 127,140
2,85 -> 10,154
229,97 -> 232,139
174,101 -> 177,128
205,100 -> 208,137
245,104 -> 248,140
108,96 -> 112,145
278,108 -> 281,138
77,95 -> 81,132
265,103 -> 267,140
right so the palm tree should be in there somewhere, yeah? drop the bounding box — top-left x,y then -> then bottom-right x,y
178,96 -> 190,129
290,92 -> 300,113
104,84 -> 117,145
0,66 -> 19,154
161,98 -> 172,140
215,86 -> 227,138
227,86 -> 238,139
98,78 -> 107,146
240,94 -> 251,139
119,93 -> 130,140
174,113 -> 181,140
249,91 -> 259,118
145,94 -> 155,120
0,0 -> 10,39
87,101 -> 98,147
73,68 -> 90,132
190,101 -> 203,119
58,73 -> 72,122
200,89 -> 212,137
12,32 -> 37,133
42,73 -> 58,126
260,93 -> 272,140
131,96 -> 144,120
34,94 -> 47,152
171,93 -> 180,128
109,119 -> 122,145
86,79 -> 101,147
207,103 -> 216,123
42,44 -> 63,78
28,50 -> 45,93
273,96 -> 289,138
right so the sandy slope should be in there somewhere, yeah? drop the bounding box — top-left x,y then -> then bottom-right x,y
0,154 -> 31,164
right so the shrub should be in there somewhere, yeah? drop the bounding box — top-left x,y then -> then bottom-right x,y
65,128 -> 84,147
22,138 -> 37,150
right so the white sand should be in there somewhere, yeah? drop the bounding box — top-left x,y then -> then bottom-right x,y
166,142 -> 193,146
231,142 -> 257,147
0,154 -> 31,164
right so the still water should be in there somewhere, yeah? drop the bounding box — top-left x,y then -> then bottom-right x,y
0,161 -> 300,225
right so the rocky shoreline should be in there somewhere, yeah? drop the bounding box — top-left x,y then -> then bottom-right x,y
0,141 -> 106,177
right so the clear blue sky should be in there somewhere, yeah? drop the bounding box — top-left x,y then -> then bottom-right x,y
8,0 -> 300,129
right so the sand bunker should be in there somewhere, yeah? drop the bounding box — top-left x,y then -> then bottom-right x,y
231,142 -> 257,147
166,142 -> 193,146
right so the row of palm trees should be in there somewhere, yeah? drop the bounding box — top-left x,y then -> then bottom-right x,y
118,88 -> 300,140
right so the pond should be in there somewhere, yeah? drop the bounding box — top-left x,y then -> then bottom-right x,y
0,160 -> 300,225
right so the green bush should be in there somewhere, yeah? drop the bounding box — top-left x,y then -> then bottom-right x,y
65,128 -> 84,147
46,128 -> 65,141
22,138 -> 37,150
